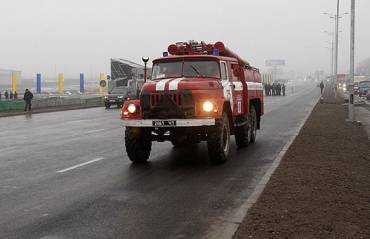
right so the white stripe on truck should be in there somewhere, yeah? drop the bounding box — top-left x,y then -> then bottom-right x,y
246,82 -> 263,91
168,78 -> 184,91
156,78 -> 172,91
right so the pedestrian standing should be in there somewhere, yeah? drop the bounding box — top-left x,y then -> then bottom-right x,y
320,81 -> 324,95
279,84 -> 282,96
4,90 -> 9,100
0,91 -> 2,100
10,91 -> 14,100
282,84 -> 286,96
264,83 -> 268,96
269,84 -> 272,96
14,91 -> 18,99
23,89 -> 34,112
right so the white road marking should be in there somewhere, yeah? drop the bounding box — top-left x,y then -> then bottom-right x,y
57,157 -> 104,173
85,129 -> 105,134
0,146 -> 17,153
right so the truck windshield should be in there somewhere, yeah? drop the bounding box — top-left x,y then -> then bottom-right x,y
151,60 -> 220,80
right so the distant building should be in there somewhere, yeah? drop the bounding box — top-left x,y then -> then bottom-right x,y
110,58 -> 151,90
356,58 -> 370,76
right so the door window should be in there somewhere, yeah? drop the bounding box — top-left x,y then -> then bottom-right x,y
220,62 -> 228,81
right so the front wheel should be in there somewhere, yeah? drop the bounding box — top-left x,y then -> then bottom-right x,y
207,112 -> 230,164
125,127 -> 152,163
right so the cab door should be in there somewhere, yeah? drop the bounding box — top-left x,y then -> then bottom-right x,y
230,63 -> 244,115
220,61 -> 234,113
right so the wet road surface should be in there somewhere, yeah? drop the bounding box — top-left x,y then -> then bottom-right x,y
0,83 -> 319,239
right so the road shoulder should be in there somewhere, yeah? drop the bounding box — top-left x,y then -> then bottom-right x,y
234,95 -> 370,238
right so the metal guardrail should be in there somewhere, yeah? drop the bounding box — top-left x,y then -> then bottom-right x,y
0,100 -> 25,111
0,96 -> 104,112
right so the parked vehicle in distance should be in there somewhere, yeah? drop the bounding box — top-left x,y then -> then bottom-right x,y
358,81 -> 370,99
104,79 -> 144,108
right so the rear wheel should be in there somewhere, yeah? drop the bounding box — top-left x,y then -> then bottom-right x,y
249,105 -> 258,144
235,122 -> 248,148
207,112 -> 230,164
235,105 -> 257,148
125,127 -> 152,163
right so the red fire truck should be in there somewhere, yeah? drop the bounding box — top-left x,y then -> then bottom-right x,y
121,41 -> 264,164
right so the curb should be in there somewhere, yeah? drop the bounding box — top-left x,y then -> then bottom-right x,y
206,95 -> 320,239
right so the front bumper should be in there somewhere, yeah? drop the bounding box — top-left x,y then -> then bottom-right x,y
122,118 -> 216,127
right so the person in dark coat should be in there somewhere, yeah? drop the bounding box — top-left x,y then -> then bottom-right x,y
10,91 -> 14,100
4,90 -> 9,100
320,81 -> 324,94
14,91 -> 18,99
282,84 -> 286,96
24,89 -> 33,112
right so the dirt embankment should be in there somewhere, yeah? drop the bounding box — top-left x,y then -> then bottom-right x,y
235,88 -> 370,238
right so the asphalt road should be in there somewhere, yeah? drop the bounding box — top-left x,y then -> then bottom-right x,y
0,83 -> 320,239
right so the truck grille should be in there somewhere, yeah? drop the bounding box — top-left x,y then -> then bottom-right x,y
141,91 -> 194,119
151,93 -> 182,107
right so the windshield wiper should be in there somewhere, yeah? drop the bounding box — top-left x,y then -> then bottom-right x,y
189,64 -> 204,78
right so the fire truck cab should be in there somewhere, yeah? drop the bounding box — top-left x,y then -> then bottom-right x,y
121,41 -> 264,164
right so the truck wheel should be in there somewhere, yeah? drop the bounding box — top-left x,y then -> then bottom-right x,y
235,123 -> 249,148
249,105 -> 258,144
235,105 -> 258,147
105,103 -> 111,109
207,112 -> 230,164
125,127 -> 152,163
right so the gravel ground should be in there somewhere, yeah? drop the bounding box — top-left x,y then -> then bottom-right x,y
234,87 -> 370,238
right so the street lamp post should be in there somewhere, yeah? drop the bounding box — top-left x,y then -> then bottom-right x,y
323,31 -> 335,76
348,0 -> 355,122
142,57 -> 149,83
334,0 -> 340,84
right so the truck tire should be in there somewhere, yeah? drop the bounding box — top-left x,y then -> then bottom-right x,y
207,112 -> 230,164
235,105 -> 257,148
125,127 -> 152,163
249,105 -> 258,144
235,122 -> 248,148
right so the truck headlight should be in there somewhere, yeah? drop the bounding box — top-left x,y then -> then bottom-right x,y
202,101 -> 214,112
127,104 -> 137,114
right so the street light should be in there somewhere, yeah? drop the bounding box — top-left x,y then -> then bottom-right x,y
348,0 -> 356,122
142,57 -> 149,83
322,4 -> 348,86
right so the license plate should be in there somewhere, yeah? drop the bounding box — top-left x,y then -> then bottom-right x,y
109,100 -> 115,102
152,120 -> 177,127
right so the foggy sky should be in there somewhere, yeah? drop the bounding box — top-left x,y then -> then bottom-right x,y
0,0 -> 369,79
